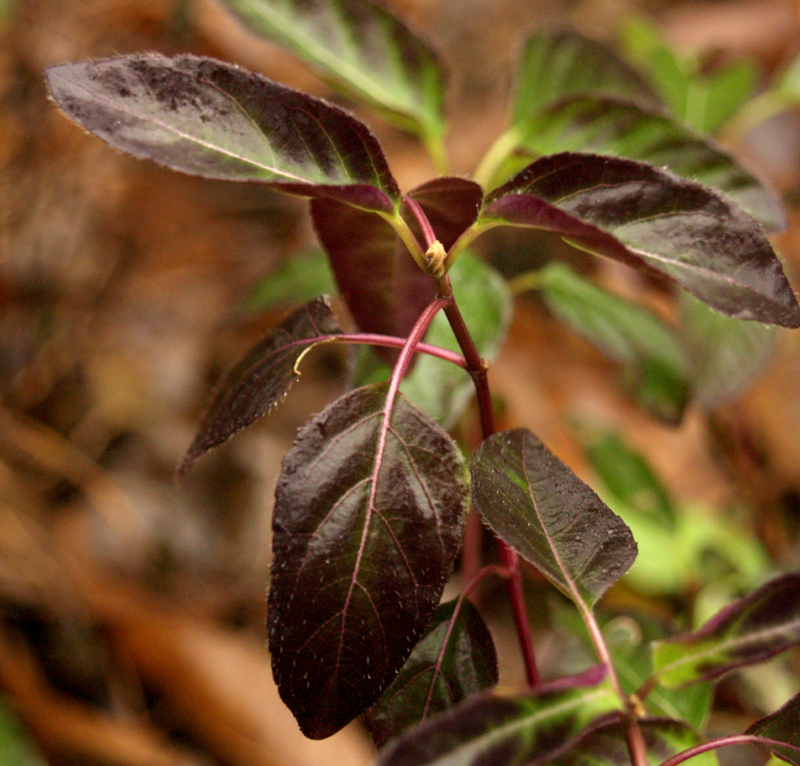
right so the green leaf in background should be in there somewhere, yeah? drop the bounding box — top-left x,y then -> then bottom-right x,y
245,249 -> 335,311
746,691 -> 800,766
479,153 -> 800,328
46,54 -> 400,211
217,0 -> 446,162
619,17 -> 757,134
551,716 -> 718,766
776,50 -> 800,103
350,249 -> 511,427
364,599 -> 498,748
376,667 -> 622,766
471,429 -> 637,610
576,426 -> 769,597
533,262 -> 689,422
0,700 -> 45,766
515,96 -> 785,231
652,573 -> 800,688
678,291 -> 780,407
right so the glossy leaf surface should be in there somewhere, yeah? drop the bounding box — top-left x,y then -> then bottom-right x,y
269,384 -> 469,738
376,667 -> 621,766
217,0 -> 445,147
480,153 -> 800,328
537,262 -> 689,422
364,598 -> 498,748
678,291 -> 779,406
46,54 -> 399,210
178,296 -> 340,475
517,96 -> 785,231
653,572 -> 800,687
552,717 -> 717,766
746,691 -> 800,766
471,429 -> 637,607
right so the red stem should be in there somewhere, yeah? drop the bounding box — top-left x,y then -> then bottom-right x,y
659,735 -> 800,766
441,280 -> 540,688
335,333 -> 467,368
402,195 -> 437,249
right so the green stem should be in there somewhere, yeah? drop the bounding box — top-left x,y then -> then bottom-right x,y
473,125 -> 524,189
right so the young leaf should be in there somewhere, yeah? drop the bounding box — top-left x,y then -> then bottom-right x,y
552,716 -> 718,766
652,572 -> 800,687
745,691 -> 800,766
216,0 -> 446,152
517,96 -> 785,231
312,178 -> 484,365
364,598 -> 498,748
269,384 -> 469,738
471,429 -> 637,608
479,153 -> 800,328
46,53 -> 400,210
178,296 -> 341,475
536,262 -> 689,422
678,291 -> 779,407
376,666 -> 622,766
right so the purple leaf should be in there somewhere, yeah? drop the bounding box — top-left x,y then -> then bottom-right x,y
376,666 -> 621,766
178,296 -> 341,476
311,198 -> 435,364
653,572 -> 800,687
746,691 -> 800,766
269,384 -> 469,738
46,54 -> 399,210
470,429 -> 637,608
364,598 -> 498,748
480,153 -> 800,328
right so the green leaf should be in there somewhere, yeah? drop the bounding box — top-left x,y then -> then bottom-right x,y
536,262 -> 689,422
516,96 -> 785,231
700,61 -> 758,134
350,249 -> 511,427
480,153 -> 800,328
471,428 -> 637,608
551,717 -> 718,766
178,296 -> 341,475
269,384 -> 469,738
513,30 -> 659,129
746,691 -> 800,765
364,599 -> 498,748
0,699 -> 45,766
46,53 -> 399,210
217,0 -> 446,152
376,667 -> 622,766
244,249 -> 336,311
678,291 -> 779,406
652,573 -> 800,687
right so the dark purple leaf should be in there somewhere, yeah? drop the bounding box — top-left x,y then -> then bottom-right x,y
269,384 -> 469,738
46,54 -> 399,210
178,296 -> 341,476
547,717 -> 715,766
470,429 -> 637,608
311,198 -> 435,363
403,178 -> 484,251
653,572 -> 800,687
376,666 -> 621,766
364,598 -> 498,748
746,691 -> 800,766
480,153 -> 800,328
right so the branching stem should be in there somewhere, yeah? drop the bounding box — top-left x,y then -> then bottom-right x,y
659,736 -> 800,766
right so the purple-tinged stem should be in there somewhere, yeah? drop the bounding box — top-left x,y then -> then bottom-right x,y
660,736 -> 800,766
335,333 -> 467,368
402,195 -> 437,250
441,278 -> 539,688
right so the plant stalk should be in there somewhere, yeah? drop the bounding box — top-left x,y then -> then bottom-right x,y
441,282 -> 540,688
659,736 -> 800,766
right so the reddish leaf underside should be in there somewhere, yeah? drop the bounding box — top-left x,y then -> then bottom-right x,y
746,691 -> 800,766
269,385 -> 469,738
178,296 -> 341,476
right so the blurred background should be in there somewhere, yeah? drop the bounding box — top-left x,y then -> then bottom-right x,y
1,0 -> 800,763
